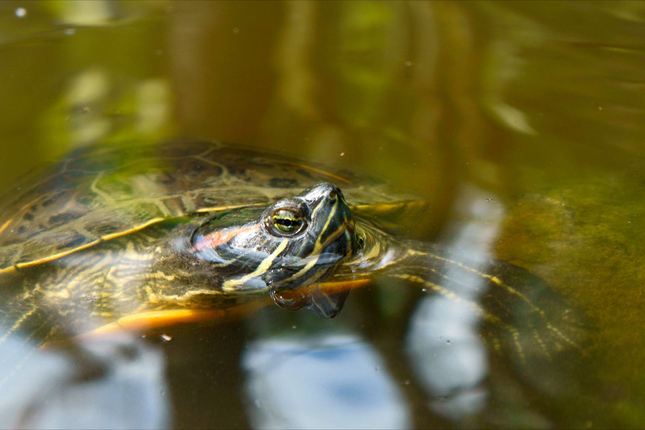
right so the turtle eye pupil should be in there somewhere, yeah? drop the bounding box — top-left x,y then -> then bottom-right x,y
272,209 -> 304,234
328,190 -> 337,200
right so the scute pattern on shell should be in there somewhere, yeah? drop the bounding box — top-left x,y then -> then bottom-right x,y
0,141 -> 406,272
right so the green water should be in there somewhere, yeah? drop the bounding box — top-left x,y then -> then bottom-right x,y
1,1 -> 645,428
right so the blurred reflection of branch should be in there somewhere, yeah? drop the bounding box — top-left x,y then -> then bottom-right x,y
274,2 -> 319,120
50,0 -> 117,26
406,185 -> 504,422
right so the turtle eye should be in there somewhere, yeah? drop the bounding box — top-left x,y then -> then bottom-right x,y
269,208 -> 305,236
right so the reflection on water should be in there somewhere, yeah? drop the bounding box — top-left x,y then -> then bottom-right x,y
406,185 -> 503,421
242,334 -> 409,429
0,333 -> 170,429
0,0 -> 644,428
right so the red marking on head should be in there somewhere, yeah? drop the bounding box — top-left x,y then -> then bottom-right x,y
194,224 -> 259,252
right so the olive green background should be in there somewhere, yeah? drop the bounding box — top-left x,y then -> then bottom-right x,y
2,1 -> 645,427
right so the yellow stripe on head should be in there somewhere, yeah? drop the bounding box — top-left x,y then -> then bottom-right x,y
222,238 -> 289,293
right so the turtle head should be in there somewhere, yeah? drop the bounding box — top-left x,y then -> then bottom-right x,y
190,182 -> 359,317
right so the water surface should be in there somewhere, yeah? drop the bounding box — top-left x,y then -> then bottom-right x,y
1,1 -> 645,428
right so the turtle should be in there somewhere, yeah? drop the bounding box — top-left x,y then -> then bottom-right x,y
0,140 -> 583,365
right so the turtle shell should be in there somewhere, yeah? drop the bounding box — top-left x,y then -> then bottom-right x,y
0,140 -> 422,274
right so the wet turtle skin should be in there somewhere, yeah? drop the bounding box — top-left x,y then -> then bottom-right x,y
0,141 -> 422,343
0,140 -> 585,366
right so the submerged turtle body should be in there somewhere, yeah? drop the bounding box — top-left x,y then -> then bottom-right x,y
0,140 -> 583,362
0,140 -> 591,429
0,141 -> 423,341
